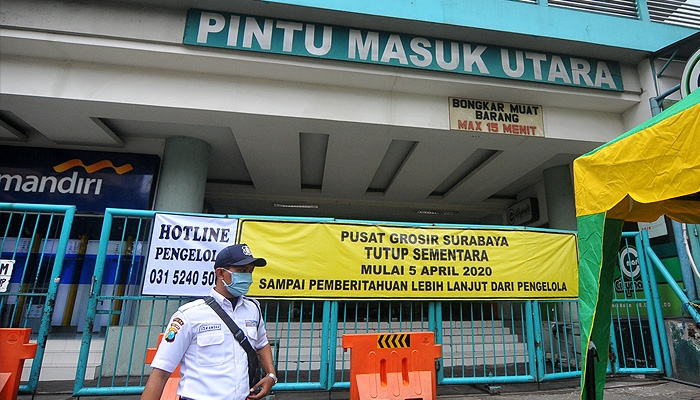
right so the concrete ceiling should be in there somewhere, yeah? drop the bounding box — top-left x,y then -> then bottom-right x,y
0,89 -> 614,225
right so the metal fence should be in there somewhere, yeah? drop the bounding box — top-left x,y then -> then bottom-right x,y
73,209 -> 206,395
0,203 -> 75,393
438,301 -> 536,384
609,232 -> 665,375
0,205 -> 670,396
537,299 -> 581,380
548,0 -> 639,18
332,300 -> 435,388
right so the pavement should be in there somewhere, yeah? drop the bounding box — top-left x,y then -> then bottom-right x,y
17,375 -> 700,400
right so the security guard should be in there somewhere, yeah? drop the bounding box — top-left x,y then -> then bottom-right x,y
142,244 -> 277,400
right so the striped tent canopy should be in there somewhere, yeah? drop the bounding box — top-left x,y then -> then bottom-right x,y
574,88 -> 700,399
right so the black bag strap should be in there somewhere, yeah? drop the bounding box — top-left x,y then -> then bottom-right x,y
204,296 -> 260,388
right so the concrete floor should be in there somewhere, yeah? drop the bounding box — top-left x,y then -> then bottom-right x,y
16,375 -> 700,400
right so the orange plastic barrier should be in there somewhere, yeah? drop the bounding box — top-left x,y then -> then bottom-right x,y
0,328 -> 38,400
145,333 -> 181,400
342,331 -> 442,400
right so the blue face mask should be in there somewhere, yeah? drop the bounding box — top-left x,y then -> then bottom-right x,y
223,269 -> 253,297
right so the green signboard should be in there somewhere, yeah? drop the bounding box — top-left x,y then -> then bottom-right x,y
183,9 -> 624,91
613,244 -> 684,318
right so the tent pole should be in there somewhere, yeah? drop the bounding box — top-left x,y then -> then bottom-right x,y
634,233 -> 664,375
686,224 -> 700,297
672,221 -> 698,301
641,231 -> 673,377
649,84 -> 680,116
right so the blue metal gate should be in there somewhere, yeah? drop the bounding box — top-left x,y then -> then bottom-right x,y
0,202 -> 76,393
73,208 -> 218,396
535,299 -> 582,381
68,209 -> 667,396
608,232 -> 665,375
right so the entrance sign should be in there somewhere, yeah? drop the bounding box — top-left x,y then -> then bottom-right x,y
0,259 -> 15,292
241,220 -> 578,300
184,9 -> 623,91
142,213 -> 239,296
449,98 -> 545,136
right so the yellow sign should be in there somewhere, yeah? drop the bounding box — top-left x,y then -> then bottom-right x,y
240,220 -> 578,300
449,97 -> 545,137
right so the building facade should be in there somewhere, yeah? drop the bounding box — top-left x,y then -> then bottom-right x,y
1,0 -> 699,390
1,0 -> 697,227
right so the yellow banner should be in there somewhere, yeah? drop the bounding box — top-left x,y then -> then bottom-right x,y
240,220 -> 578,299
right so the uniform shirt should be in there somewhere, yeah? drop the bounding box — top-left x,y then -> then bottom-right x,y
150,288 -> 269,400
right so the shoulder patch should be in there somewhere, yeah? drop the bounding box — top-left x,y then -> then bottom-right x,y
169,321 -> 182,331
165,326 -> 178,342
245,320 -> 258,328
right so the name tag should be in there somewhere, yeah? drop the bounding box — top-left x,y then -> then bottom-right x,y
199,324 -> 222,332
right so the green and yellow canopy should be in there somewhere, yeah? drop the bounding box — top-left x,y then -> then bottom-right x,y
574,88 -> 700,399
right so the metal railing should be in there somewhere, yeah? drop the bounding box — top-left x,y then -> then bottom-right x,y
0,203 -> 76,393
537,299 -> 582,380
73,208 -> 221,396
439,301 -> 536,384
549,0 -> 639,18
642,232 -> 700,323
1,206 -> 673,395
648,0 -> 700,28
608,232 -> 664,375
511,0 -> 700,28
261,299 -> 333,390
331,300 -> 434,388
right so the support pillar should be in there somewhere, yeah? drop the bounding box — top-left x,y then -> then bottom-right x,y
544,164 -> 578,327
112,137 -> 211,376
543,164 -> 577,231
154,136 -> 211,213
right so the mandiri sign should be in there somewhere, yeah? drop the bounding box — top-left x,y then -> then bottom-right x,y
0,146 -> 159,212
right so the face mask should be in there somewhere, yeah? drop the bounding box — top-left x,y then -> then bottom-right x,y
222,269 -> 253,297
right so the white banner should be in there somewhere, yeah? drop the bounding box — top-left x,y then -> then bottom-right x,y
0,259 -> 15,293
142,214 -> 239,296
638,216 -> 668,239
449,97 -> 545,137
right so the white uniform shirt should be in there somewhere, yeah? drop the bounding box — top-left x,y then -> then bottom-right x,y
150,288 -> 269,400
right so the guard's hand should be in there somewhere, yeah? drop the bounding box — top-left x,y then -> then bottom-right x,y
247,375 -> 274,399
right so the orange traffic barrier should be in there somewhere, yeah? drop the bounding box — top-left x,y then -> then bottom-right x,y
342,331 -> 442,400
145,333 -> 181,400
0,328 -> 38,400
